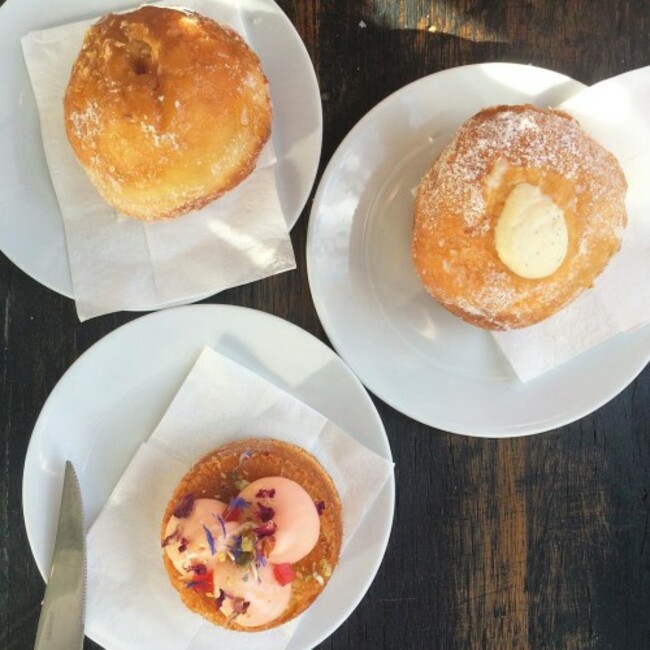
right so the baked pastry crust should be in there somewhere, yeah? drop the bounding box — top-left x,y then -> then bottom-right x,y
161,439 -> 342,631
64,6 -> 272,220
412,104 -> 627,329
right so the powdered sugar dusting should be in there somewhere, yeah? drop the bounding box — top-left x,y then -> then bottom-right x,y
140,122 -> 179,149
421,108 -> 584,230
456,270 -> 516,317
70,102 -> 101,139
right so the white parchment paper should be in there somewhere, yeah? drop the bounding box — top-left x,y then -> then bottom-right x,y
21,0 -> 295,321
85,346 -> 394,650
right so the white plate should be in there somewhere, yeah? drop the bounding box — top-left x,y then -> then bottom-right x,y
23,305 -> 394,649
0,0 -> 322,302
307,62 -> 650,437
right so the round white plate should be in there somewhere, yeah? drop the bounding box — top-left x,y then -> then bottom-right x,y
23,305 -> 394,649
0,0 -> 321,302
307,62 -> 650,437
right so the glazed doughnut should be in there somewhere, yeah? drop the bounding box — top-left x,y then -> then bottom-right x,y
412,104 -> 627,330
64,6 -> 272,220
161,439 -> 342,631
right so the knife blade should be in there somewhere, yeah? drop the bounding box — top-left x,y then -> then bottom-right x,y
34,460 -> 86,650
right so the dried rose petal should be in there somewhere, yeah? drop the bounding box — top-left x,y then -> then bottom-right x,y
315,500 -> 326,516
161,525 -> 181,548
257,535 -> 275,558
257,503 -> 275,523
186,570 -> 213,593
173,494 -> 195,519
255,488 -> 276,499
215,589 -> 226,611
191,563 -> 207,575
253,521 -> 277,539
231,597 -> 250,614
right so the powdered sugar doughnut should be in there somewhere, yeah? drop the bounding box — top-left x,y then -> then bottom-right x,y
412,104 -> 627,330
64,6 -> 271,220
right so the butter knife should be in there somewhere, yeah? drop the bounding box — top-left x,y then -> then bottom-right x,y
34,460 -> 86,650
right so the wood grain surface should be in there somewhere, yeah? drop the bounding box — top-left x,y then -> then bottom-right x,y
2,0 -> 650,648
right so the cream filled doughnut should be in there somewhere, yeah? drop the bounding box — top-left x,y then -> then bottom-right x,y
412,104 -> 627,330
161,439 -> 342,631
64,6 -> 272,220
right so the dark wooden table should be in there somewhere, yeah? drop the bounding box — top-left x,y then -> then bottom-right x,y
2,1 -> 650,648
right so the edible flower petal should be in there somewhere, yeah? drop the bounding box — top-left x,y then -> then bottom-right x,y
161,525 -> 181,548
186,569 -> 213,593
257,535 -> 275,558
215,589 -> 226,611
224,496 -> 251,521
213,513 -> 227,538
216,591 -> 251,620
191,563 -> 207,576
231,597 -> 250,614
235,552 -> 254,567
255,488 -> 276,499
202,524 -> 216,555
253,521 -> 277,539
173,494 -> 195,519
227,534 -> 243,559
315,500 -> 326,516
257,503 -> 275,523
224,507 -> 241,523
255,550 -> 267,567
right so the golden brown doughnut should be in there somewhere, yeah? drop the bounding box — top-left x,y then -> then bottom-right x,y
64,6 -> 272,220
412,104 -> 627,330
161,439 -> 342,631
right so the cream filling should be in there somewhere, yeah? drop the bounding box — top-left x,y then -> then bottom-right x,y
494,182 -> 568,279
238,476 -> 321,564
